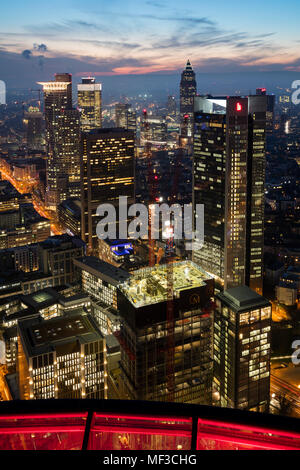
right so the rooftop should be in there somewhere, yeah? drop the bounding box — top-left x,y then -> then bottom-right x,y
39,234 -> 85,250
20,287 -> 60,310
217,286 -> 270,312
4,289 -> 90,323
59,198 -> 81,218
83,127 -> 134,137
18,313 -> 103,358
119,260 -> 212,308
74,256 -> 130,285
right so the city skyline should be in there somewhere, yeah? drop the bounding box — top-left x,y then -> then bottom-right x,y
1,0 -> 300,88
0,0 -> 300,453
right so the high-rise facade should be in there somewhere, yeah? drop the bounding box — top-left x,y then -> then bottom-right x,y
38,74 -> 80,209
115,103 -> 137,137
18,313 -> 107,400
167,95 -> 176,116
256,87 -> 275,138
180,60 -> 197,139
77,77 -> 102,132
23,107 -> 44,150
80,128 -> 135,253
213,285 -> 271,412
38,234 -> 85,286
193,95 -> 267,293
117,261 -> 214,404
140,116 -> 167,147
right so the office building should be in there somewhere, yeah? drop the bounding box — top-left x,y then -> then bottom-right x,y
58,198 -> 81,237
18,313 -> 107,400
0,219 -> 50,250
38,73 -> 80,209
98,238 -> 133,267
193,95 -> 267,293
117,261 -> 214,404
23,107 -> 44,150
0,182 -> 24,212
167,95 -> 176,116
256,87 -> 275,136
115,103 -> 137,137
140,116 -> 167,147
10,245 -> 39,272
115,103 -> 129,128
80,128 -> 135,253
213,286 -> 271,412
3,286 -> 90,326
74,255 -> 129,335
180,60 -> 197,139
0,245 -> 38,273
74,255 -> 129,311
38,234 -> 85,286
77,77 -> 102,132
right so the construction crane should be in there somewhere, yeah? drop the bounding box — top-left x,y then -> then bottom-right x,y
165,222 -> 175,402
164,149 -> 182,402
143,108 -> 157,267
144,107 -> 181,402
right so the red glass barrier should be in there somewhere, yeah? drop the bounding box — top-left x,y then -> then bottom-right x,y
0,413 -> 87,450
0,407 -> 300,450
197,418 -> 300,450
88,413 -> 193,450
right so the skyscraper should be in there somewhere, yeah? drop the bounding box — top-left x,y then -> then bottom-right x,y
80,128 -> 135,254
117,261 -> 214,404
256,87 -> 275,138
23,107 -> 44,151
180,60 -> 197,139
140,116 -> 167,147
115,103 -> 137,137
213,285 -> 271,412
77,77 -> 102,132
193,95 -> 267,293
38,73 -> 80,209
167,95 -> 176,116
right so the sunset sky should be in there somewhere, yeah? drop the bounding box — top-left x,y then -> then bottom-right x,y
1,0 -> 300,85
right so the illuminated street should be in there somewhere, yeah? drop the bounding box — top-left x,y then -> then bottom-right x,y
271,363 -> 300,417
0,167 -> 63,235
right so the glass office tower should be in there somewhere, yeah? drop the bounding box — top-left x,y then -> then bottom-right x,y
80,128 -> 135,254
38,74 -> 80,209
77,77 -> 102,132
193,95 -> 267,293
